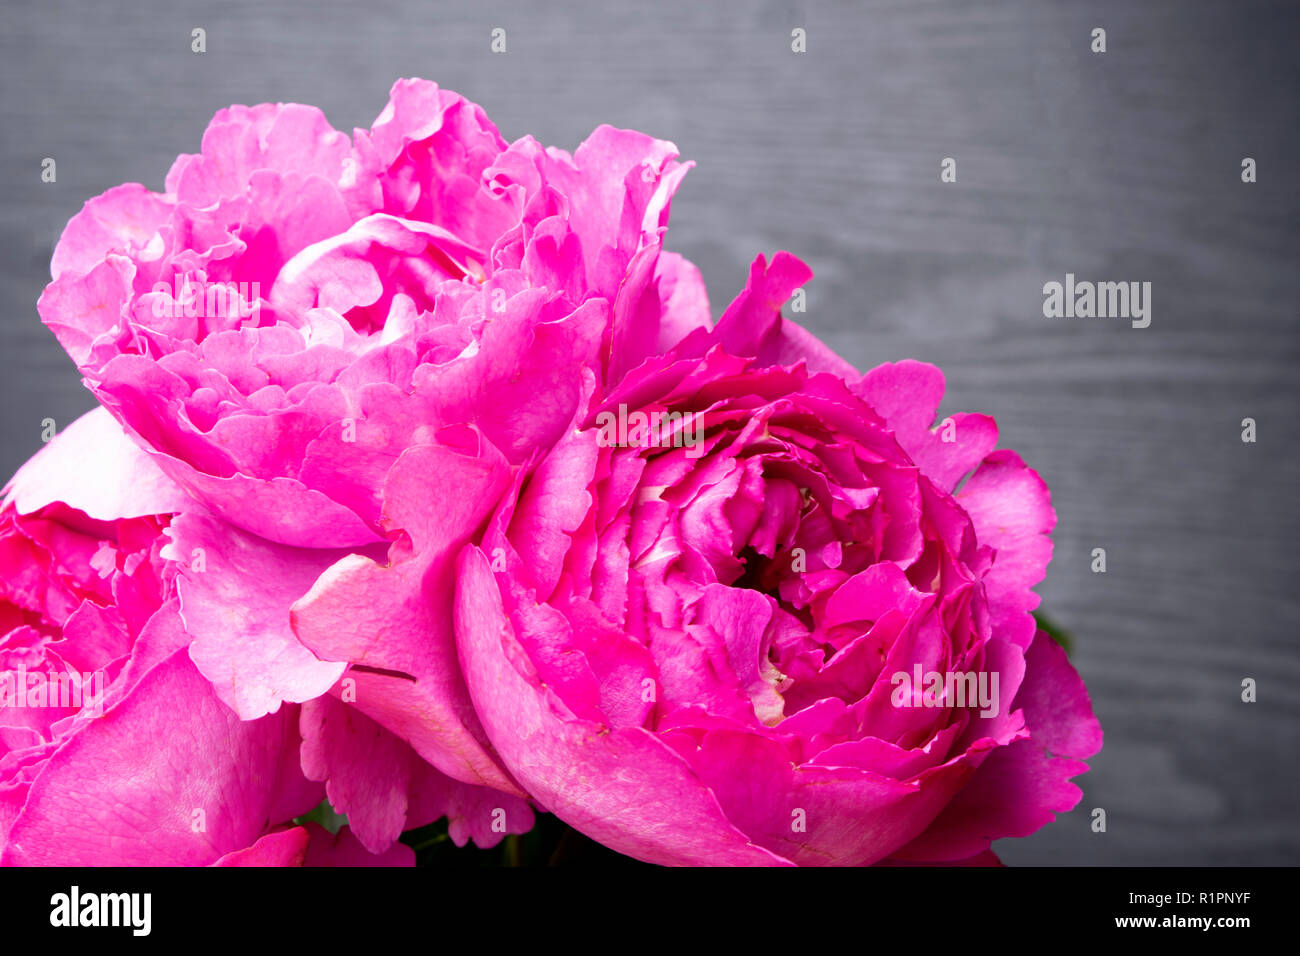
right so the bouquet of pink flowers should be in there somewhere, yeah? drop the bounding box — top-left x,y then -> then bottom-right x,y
1,80 -> 1099,866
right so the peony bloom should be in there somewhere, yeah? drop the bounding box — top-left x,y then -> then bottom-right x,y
29,71 -> 1099,866
448,253 -> 1102,866
39,79 -> 707,550
0,408 -> 526,864
36,78 -> 703,807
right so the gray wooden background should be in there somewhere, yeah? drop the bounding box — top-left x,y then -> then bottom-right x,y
1,0 -> 1296,865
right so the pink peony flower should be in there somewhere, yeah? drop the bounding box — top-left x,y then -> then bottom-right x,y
0,408 -> 527,864
29,73 -> 1099,866
40,79 -> 707,550
36,78 -> 710,811
446,253 -> 1102,866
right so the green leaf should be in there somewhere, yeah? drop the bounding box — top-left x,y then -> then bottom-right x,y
293,799 -> 348,835
1032,610 -> 1073,655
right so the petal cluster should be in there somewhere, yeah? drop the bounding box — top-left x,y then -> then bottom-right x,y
0,410 -> 524,864
452,264 -> 1100,865
41,79 -> 706,548
8,79 -> 1100,867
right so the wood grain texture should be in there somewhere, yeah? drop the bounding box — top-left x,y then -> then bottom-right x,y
1,0 -> 1295,864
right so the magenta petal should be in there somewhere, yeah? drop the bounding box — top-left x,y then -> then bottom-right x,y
455,545 -> 791,866
211,827 -> 311,866
299,695 -> 428,852
917,412 -> 999,491
854,361 -> 999,491
410,771 -> 535,851
299,695 -> 533,853
509,429 -> 600,598
653,251 -> 711,352
887,630 -> 1100,862
292,441 -> 522,794
2,649 -> 321,865
1017,629 -> 1104,760
954,450 -> 1055,649
854,360 -> 945,451
212,823 -> 415,866
697,252 -> 857,377
301,823 -> 415,867
889,738 -> 1091,863
678,727 -> 992,866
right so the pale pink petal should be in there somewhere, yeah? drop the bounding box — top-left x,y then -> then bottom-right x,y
3,407 -> 192,521
292,440 -> 522,794
164,510 -> 359,719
